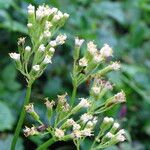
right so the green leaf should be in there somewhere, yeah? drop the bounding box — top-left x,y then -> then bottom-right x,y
0,0 -> 13,9
0,101 -> 15,131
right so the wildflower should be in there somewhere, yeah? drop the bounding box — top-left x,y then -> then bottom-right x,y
81,128 -> 93,136
25,103 -> 34,113
55,128 -> 65,138
111,62 -> 121,70
55,34 -> 67,45
63,13 -> 69,18
72,130 -> 82,138
44,99 -> 55,109
38,44 -> 45,52
43,55 -> 52,64
115,134 -> 126,142
9,53 -> 20,61
57,93 -> 68,104
66,118 -> 75,126
103,117 -> 114,124
92,86 -> 101,95
25,46 -> 31,52
43,30 -> 51,38
75,37 -> 84,47
93,52 -> 103,63
49,40 -> 57,47
114,91 -> 126,103
86,121 -> 94,128
49,47 -> 55,53
80,113 -> 93,123
17,37 -> 26,45
104,81 -> 113,90
105,132 -> 114,139
32,65 -> 40,71
27,23 -> 33,28
28,4 -> 35,14
45,21 -> 53,30
87,41 -> 97,55
73,123 -> 81,130
78,98 -> 90,108
79,57 -> 88,67
112,122 -> 120,129
100,44 -> 113,58
53,15 -> 61,21
92,116 -> 98,124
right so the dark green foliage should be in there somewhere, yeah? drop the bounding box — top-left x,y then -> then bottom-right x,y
0,0 -> 150,149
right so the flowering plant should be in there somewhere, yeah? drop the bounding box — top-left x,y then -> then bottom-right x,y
9,4 -> 127,150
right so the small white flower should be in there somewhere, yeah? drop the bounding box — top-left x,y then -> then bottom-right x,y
45,21 -> 52,30
93,52 -> 103,63
72,130 -> 82,138
112,122 -> 120,129
92,117 -> 98,124
116,134 -> 126,142
43,55 -> 52,64
103,117 -> 114,124
79,57 -> 88,67
32,65 -> 40,71
86,121 -> 94,128
92,86 -> 100,95
87,41 -> 97,55
43,30 -> 51,38
49,40 -> 57,47
73,123 -> 81,130
55,34 -> 67,45
25,46 -> 31,51
111,62 -> 121,70
66,118 -> 75,126
9,53 -> 20,61
105,132 -> 114,138
81,128 -> 93,136
51,7 -> 58,14
44,99 -> 55,109
38,44 -> 45,52
75,37 -> 84,47
117,129 -> 126,135
78,98 -> 90,108
27,23 -> 33,28
49,47 -> 55,53
53,15 -> 61,21
25,103 -> 34,113
57,10 -> 63,18
80,113 -> 93,123
55,128 -> 64,138
28,4 -> 35,14
104,81 -> 113,90
114,91 -> 126,103
63,13 -> 69,18
100,44 -> 113,57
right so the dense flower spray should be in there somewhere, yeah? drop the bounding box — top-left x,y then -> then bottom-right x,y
9,4 -> 127,150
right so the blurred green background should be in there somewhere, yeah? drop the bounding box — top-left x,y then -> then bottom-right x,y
0,0 -> 150,149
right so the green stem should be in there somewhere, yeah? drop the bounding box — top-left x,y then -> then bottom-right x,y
70,85 -> 77,106
11,85 -> 32,150
36,138 -> 55,150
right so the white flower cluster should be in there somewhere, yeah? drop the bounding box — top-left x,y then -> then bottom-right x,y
78,98 -> 90,108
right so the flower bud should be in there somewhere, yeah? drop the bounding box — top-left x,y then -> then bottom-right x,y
79,57 -> 88,67
100,44 -> 113,58
55,128 -> 65,139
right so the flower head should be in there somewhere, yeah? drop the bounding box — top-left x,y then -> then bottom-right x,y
114,91 -> 126,103
79,57 -> 88,67
87,41 -> 97,55
32,65 -> 40,71
100,44 -> 113,58
111,62 -> 121,70
44,99 -> 55,109
75,37 -> 84,47
81,128 -> 93,136
25,46 -> 31,52
38,44 -> 45,52
73,123 -> 81,130
55,128 -> 65,139
55,34 -> 67,45
25,103 -> 34,113
9,53 -> 20,61
28,4 -> 35,14
80,113 -> 93,123
43,55 -> 52,64
78,98 -> 90,108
